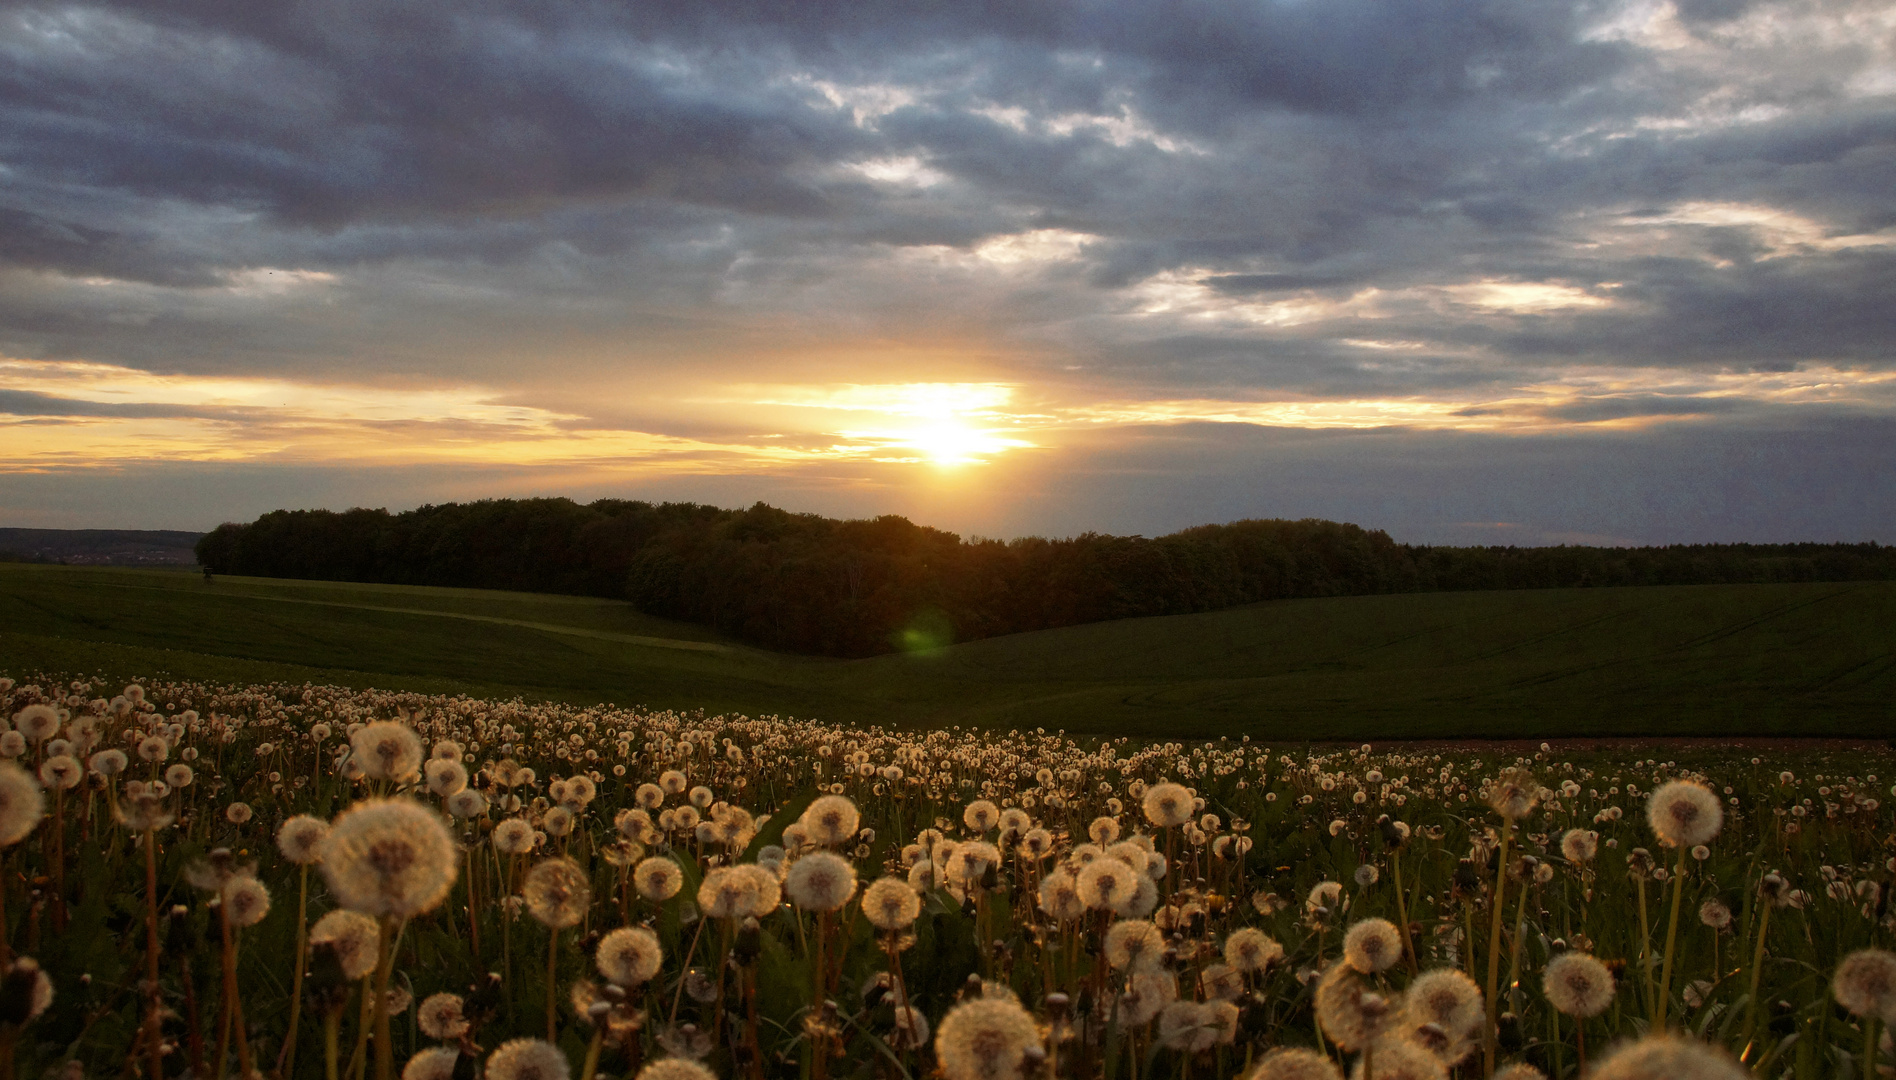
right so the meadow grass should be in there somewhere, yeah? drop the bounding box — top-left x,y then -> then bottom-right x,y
2,563 -> 1892,738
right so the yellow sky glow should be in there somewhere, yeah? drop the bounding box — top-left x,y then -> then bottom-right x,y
5,357 -> 1895,472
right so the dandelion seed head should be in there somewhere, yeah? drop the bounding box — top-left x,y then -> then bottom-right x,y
633,857 -> 684,902
418,993 -> 468,1039
1561,829 -> 1598,863
401,1047 -> 459,1080
596,925 -> 663,986
1833,949 -> 1896,1020
863,876 -> 922,930
1248,1047 -> 1344,1080
934,994 -> 1042,1080
801,795 -> 860,846
1104,919 -> 1165,973
319,798 -> 458,918
485,1038 -> 570,1080
12,706 -> 59,743
1647,781 -> 1723,848
310,909 -> 381,980
1587,1034 -> 1748,1079
634,1059 -> 718,1080
784,851 -> 857,911
1224,927 -> 1284,972
351,721 -> 423,783
1315,963 -> 1397,1052
1142,782 -> 1194,828
0,763 -> 45,847
222,876 -> 271,927
1543,952 -> 1615,1017
1076,856 -> 1140,915
523,857 -> 591,928
493,817 -> 537,855
1341,918 -> 1402,974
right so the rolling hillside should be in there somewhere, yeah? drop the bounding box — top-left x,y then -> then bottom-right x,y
1,562 -> 1890,738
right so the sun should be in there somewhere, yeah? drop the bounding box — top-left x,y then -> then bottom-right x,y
900,420 -> 1015,466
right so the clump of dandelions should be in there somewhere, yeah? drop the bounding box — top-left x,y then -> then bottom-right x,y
935,993 -> 1042,1080
319,799 -> 458,918
1646,781 -> 1723,849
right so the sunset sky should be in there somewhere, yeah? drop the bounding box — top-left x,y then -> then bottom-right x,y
3,0 -> 1893,543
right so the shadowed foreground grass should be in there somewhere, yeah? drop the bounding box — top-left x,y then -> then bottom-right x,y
1,563 -> 1891,738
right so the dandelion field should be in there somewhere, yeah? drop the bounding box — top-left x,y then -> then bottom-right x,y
0,671 -> 1893,1080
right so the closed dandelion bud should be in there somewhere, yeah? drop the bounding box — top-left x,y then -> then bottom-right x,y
485,1038 -> 569,1080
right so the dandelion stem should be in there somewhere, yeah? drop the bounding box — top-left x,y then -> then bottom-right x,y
1742,901 -> 1773,1063
279,864 -> 311,1080
1654,848 -> 1688,1031
1483,816 -> 1514,1078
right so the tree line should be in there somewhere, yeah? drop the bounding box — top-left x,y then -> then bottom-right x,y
194,499 -> 1896,657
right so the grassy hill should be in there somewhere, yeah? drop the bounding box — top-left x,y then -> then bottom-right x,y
1,562 -> 1890,738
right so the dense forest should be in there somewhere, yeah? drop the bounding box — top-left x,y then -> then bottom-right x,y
195,499 -> 1896,657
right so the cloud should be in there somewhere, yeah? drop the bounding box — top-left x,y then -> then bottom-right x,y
0,0 -> 1892,537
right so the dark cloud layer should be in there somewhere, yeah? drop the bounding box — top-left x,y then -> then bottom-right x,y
1,0 -> 1892,537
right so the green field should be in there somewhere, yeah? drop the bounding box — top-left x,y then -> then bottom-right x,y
1,562 -> 1891,738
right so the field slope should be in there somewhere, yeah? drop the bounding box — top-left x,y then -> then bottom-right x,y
1,562 -> 1890,738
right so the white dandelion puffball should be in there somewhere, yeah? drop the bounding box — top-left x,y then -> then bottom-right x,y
310,909 -> 382,981
800,795 -> 860,847
446,789 -> 487,819
634,1059 -> 718,1080
935,994 -> 1043,1080
632,857 -> 684,902
1587,1034 -> 1748,1080
696,867 -> 758,921
484,1038 -> 570,1080
1400,968 -> 1484,1065
38,756 -> 82,791
1352,1036 -> 1448,1080
1646,780 -> 1723,849
1076,857 -> 1140,915
12,706 -> 59,743
1561,829 -> 1599,863
1543,952 -> 1615,1017
1225,927 -> 1284,972
596,926 -> 663,986
1104,919 -> 1165,973
1248,1047 -> 1344,1080
222,876 -> 272,928
351,720 -> 423,783
402,1047 -> 459,1080
417,993 -> 469,1039
863,876 -> 922,930
493,818 -> 537,855
785,851 -> 857,911
0,763 -> 45,847
1833,949 -> 1896,1019
1142,782 -> 1195,828
1342,918 -> 1403,974
1492,1066 -> 1549,1080
319,798 -> 458,918
522,857 -> 591,929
